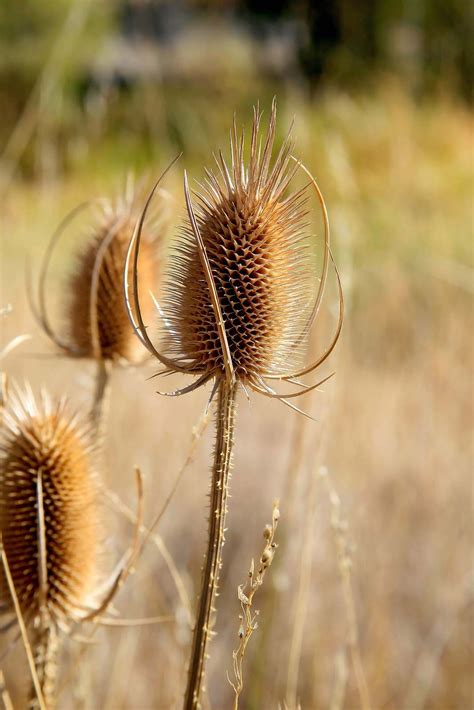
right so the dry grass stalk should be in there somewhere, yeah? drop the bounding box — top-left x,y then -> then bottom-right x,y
329,651 -> 349,710
0,668 -> 13,710
0,536 -> 47,710
403,575 -> 474,710
229,500 -> 280,708
320,466 -> 372,710
285,467 -> 319,709
100,406 -> 211,626
125,102 -> 342,709
0,324 -> 32,417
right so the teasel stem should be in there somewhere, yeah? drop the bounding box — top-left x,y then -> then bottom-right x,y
184,378 -> 238,709
28,624 -> 59,710
90,358 -> 112,443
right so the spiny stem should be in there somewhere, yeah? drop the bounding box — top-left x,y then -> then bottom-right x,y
184,378 -> 237,709
28,624 -> 59,710
90,358 -> 112,442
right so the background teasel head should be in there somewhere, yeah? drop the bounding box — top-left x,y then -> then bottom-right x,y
127,101 -> 343,405
0,386 -> 100,629
29,183 -> 164,364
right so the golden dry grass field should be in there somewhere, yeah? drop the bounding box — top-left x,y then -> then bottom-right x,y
1,85 -> 473,709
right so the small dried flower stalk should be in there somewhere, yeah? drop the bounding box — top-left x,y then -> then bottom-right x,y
230,501 -> 280,709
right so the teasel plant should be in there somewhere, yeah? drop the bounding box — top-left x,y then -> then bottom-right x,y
125,100 -> 344,708
0,384 -> 143,709
27,180 -> 164,442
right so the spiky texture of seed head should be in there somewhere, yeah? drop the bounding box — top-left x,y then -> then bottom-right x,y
161,104 -> 317,385
0,388 -> 99,626
66,201 -> 157,363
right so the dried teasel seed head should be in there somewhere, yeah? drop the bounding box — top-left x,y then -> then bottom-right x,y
128,105 -> 342,407
30,184 -> 167,365
161,102 -> 318,387
66,205 -> 157,363
0,387 -> 100,626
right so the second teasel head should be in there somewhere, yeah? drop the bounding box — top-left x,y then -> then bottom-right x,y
30,186 -> 163,365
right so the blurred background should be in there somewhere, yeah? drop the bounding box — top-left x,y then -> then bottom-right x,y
0,1 -> 472,708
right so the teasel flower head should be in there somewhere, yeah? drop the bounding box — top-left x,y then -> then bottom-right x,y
0,384 -> 143,707
28,182 -> 163,365
126,101 -> 343,413
0,386 -> 100,628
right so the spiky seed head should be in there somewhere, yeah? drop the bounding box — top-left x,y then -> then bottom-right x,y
161,103 -> 317,385
66,207 -> 156,362
0,388 -> 99,626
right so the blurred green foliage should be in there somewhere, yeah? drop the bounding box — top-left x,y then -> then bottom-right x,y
0,0 -> 471,183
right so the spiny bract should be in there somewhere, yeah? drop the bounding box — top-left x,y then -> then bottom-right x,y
0,388 -> 99,625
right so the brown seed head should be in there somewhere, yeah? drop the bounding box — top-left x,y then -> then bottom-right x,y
127,104 -> 342,405
161,103 -> 317,385
66,207 -> 156,363
0,388 -> 99,625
